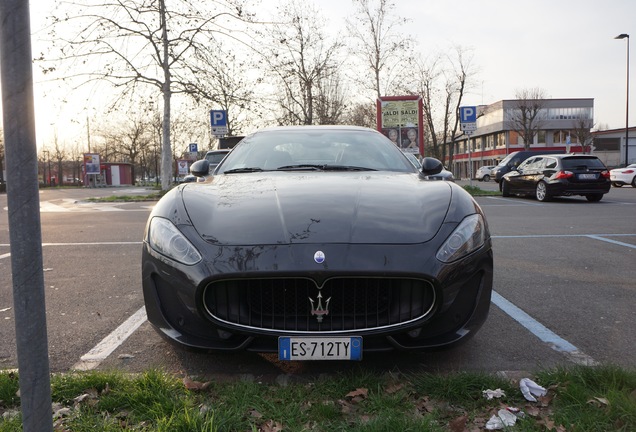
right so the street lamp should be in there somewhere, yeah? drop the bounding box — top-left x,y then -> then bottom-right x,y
43,150 -> 51,187
615,33 -> 630,166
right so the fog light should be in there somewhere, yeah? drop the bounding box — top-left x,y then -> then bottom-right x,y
408,328 -> 422,338
217,329 -> 233,340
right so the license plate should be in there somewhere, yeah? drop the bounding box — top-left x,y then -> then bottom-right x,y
578,173 -> 597,180
278,336 -> 362,361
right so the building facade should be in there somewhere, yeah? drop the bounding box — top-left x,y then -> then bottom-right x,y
447,98 -> 595,178
591,127 -> 636,167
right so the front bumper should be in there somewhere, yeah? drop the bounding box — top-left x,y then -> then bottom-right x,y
142,237 -> 493,353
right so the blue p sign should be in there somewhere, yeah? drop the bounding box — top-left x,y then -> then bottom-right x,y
210,110 -> 227,127
460,106 -> 477,123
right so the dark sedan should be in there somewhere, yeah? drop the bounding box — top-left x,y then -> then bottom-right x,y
142,125 -> 493,360
501,154 -> 611,202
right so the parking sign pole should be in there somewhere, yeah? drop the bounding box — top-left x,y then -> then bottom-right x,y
0,0 -> 54,430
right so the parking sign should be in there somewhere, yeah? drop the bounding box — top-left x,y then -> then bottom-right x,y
210,110 -> 228,135
459,106 -> 477,123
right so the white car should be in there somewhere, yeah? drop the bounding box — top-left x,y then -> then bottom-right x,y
610,164 -> 636,187
476,165 -> 495,182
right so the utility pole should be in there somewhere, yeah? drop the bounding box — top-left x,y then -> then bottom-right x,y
0,1 -> 54,430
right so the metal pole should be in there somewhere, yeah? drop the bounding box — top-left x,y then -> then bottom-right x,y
626,36 -> 630,165
616,33 -> 630,165
0,0 -> 54,430
468,135 -> 473,187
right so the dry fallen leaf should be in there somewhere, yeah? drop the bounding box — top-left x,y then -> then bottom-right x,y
259,419 -> 283,432
449,414 -> 468,432
182,376 -> 211,391
249,408 -> 264,419
345,388 -> 368,399
593,397 -> 610,406
385,383 -> 404,394
415,396 -> 436,414
537,393 -> 553,407
525,406 -> 541,417
337,399 -> 354,414
539,416 -> 555,430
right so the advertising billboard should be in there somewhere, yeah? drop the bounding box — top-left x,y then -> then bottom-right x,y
376,96 -> 424,155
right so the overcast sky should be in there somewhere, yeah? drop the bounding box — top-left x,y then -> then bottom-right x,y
25,0 -> 636,146
319,0 -> 635,129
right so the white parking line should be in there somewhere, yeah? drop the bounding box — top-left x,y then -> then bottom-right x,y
492,291 -> 597,366
587,235 -> 636,249
485,196 -> 545,206
73,306 -> 147,371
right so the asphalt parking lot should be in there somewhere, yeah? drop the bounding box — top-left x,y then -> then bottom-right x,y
1,183 -> 634,380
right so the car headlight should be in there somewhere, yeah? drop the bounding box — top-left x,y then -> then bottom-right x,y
147,217 -> 202,265
436,214 -> 486,263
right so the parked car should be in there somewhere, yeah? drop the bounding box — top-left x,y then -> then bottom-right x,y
403,152 -> 454,181
142,125 -> 493,358
501,154 -> 611,202
204,149 -> 231,173
475,165 -> 495,182
426,168 -> 455,182
610,163 -> 636,187
403,152 -> 422,169
491,150 -> 565,185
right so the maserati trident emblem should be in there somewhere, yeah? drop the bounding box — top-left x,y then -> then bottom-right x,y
309,291 -> 331,323
313,250 -> 325,264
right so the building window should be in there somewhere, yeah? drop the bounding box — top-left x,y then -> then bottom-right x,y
593,138 -> 620,151
553,130 -> 577,144
496,132 -> 506,148
538,130 -> 546,144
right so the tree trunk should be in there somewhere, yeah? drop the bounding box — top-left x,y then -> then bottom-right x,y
159,0 -> 172,191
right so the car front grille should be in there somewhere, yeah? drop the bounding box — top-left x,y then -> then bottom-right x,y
202,277 -> 436,333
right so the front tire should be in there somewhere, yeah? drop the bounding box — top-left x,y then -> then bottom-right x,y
483,174 -> 490,182
632,177 -> 636,188
586,194 -> 603,202
501,180 -> 511,197
613,182 -> 623,187
535,181 -> 551,202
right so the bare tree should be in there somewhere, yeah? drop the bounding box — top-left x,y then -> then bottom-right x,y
343,102 -> 376,128
191,49 -> 264,135
571,118 -> 595,154
508,88 -> 548,150
444,47 -> 476,167
262,0 -> 344,125
44,0 -> 250,190
402,47 -> 475,165
314,74 -> 347,124
406,54 -> 443,157
104,116 -> 154,184
52,133 -> 66,186
346,0 -> 412,99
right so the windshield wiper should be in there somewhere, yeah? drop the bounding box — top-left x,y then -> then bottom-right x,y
277,164 -> 324,171
322,165 -> 376,171
223,167 -> 263,174
277,164 -> 376,171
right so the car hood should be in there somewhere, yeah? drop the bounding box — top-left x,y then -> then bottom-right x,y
181,172 -> 453,245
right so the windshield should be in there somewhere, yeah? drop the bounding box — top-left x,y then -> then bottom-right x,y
561,157 -> 607,170
216,128 -> 416,174
205,152 -> 228,164
496,153 -> 515,167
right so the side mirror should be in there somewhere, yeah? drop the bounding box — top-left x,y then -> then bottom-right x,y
190,159 -> 210,177
420,157 -> 443,176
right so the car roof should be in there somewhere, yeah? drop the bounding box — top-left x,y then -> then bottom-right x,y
252,125 -> 379,133
205,149 -> 231,155
530,154 -> 600,159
